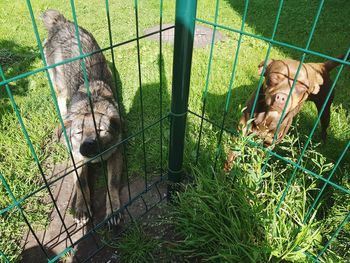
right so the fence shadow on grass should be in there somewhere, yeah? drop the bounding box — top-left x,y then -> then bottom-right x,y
125,54 -> 170,178
223,0 -> 350,59
221,0 -> 350,162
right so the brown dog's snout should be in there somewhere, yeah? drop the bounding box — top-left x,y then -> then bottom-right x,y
275,93 -> 287,105
272,93 -> 289,110
80,137 -> 98,157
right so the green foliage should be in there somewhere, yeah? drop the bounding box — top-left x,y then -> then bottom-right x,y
0,0 -> 349,261
170,132 -> 348,262
114,223 -> 161,263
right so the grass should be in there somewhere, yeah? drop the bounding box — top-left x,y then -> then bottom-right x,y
112,223 -> 161,263
0,0 -> 349,262
170,132 -> 350,262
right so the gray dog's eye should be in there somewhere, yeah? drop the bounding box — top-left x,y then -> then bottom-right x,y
75,130 -> 83,134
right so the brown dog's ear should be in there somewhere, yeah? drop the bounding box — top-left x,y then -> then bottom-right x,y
56,119 -> 72,141
258,59 -> 274,75
311,72 -> 324,94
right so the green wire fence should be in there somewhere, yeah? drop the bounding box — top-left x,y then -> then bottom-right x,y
1,0 -> 349,262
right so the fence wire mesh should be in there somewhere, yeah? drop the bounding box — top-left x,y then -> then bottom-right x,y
0,0 -> 349,262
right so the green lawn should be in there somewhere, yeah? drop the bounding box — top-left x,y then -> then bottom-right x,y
0,0 -> 349,262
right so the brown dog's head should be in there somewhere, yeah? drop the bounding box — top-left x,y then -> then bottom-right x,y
240,59 -> 325,146
259,59 -> 324,114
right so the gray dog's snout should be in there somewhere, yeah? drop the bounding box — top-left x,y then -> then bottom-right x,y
274,93 -> 288,105
79,138 -> 98,157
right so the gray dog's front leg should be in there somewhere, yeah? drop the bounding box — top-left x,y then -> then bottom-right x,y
74,164 -> 91,226
105,150 -> 123,226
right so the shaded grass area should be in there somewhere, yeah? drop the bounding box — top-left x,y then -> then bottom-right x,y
0,0 -> 349,262
170,128 -> 350,262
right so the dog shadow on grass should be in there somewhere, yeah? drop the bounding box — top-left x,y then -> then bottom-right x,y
0,40 -> 39,122
190,84 -> 253,167
0,40 -> 39,95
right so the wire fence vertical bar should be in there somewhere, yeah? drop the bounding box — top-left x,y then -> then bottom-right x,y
248,0 -> 284,129
0,172 -> 50,260
195,0 -> 220,164
303,141 -> 349,224
213,0 -> 249,169
317,211 -> 350,259
257,0 -> 326,211
26,0 -> 96,229
69,0 -> 116,220
275,50 -> 349,213
159,0 -> 164,178
168,0 -> 197,195
134,0 -> 149,189
104,0 -> 132,202
0,62 -> 79,262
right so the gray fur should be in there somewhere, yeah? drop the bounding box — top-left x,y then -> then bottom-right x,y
42,9 -> 113,116
42,9 -> 122,226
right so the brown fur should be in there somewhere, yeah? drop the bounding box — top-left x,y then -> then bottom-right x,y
239,55 -> 347,146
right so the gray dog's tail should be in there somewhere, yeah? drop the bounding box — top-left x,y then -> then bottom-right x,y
324,54 -> 349,71
40,9 -> 66,31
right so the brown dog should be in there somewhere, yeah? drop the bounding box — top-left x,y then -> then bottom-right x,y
239,55 -> 347,146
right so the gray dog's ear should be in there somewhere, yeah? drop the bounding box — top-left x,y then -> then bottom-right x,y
40,10 -> 66,31
110,116 -> 122,133
56,119 -> 72,141
258,59 -> 274,75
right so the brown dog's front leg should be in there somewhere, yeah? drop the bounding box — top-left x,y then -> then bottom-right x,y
105,149 -> 123,226
314,93 -> 334,142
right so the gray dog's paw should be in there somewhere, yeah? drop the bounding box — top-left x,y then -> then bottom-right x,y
74,206 -> 91,226
105,212 -> 122,228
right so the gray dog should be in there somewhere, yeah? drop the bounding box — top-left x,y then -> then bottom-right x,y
41,9 -> 122,226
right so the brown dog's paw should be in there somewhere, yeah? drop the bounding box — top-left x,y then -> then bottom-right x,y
224,151 -> 237,173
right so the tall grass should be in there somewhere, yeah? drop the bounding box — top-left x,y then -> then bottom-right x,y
170,130 -> 349,262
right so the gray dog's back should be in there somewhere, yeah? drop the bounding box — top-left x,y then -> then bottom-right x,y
42,9 -> 113,97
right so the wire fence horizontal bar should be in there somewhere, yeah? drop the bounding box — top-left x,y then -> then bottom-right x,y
80,187 -> 167,263
195,18 -> 350,67
188,109 -> 350,195
0,114 -> 169,216
48,246 -> 75,263
0,26 -> 174,87
0,251 -> 10,263
58,174 -> 167,260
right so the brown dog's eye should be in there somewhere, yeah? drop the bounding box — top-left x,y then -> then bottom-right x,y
295,82 -> 308,93
267,78 -> 278,86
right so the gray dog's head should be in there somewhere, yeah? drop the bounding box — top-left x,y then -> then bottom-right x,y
40,9 -> 67,30
58,81 -> 121,161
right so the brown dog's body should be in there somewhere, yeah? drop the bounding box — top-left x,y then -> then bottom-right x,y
240,56 -> 345,146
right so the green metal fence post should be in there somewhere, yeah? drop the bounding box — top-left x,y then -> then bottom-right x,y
168,0 -> 197,196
